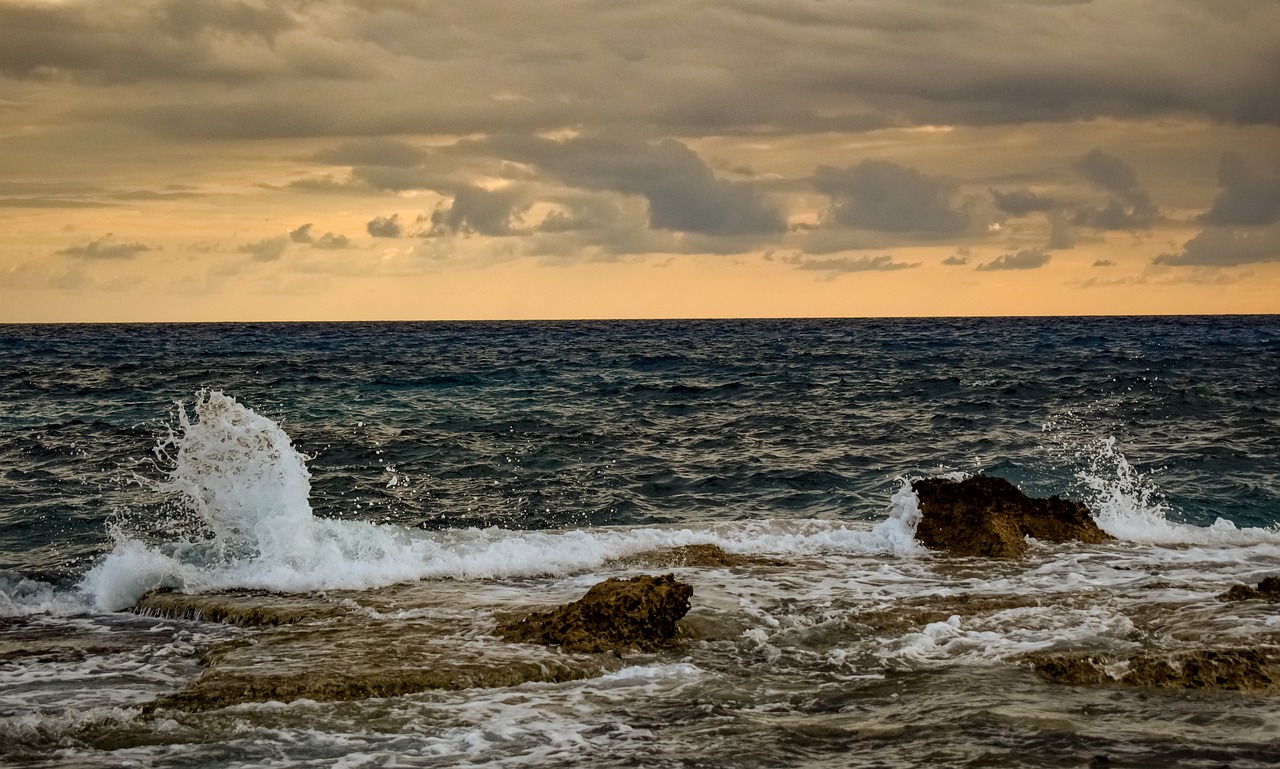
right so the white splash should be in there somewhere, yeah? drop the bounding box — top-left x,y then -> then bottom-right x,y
77,391 -> 927,612
1074,436 -> 1280,546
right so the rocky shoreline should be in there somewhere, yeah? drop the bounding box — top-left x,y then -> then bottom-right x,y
127,477 -> 1280,713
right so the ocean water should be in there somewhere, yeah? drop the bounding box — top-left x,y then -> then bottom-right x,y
1,316 -> 1278,768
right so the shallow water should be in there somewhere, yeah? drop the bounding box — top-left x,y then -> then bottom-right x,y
2,317 -> 1278,767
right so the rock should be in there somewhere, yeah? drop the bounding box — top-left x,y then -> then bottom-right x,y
133,588 -> 348,627
614,543 -> 784,569
496,574 -> 693,654
145,657 -> 610,713
912,474 -> 1113,558
1218,576 -> 1280,603
1027,648 -> 1276,691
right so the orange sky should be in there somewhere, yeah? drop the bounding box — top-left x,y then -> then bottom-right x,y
2,1 -> 1278,321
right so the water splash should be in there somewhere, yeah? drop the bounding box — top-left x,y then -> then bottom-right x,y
159,390 -> 314,561
74,392 -> 930,613
1066,434 -> 1280,546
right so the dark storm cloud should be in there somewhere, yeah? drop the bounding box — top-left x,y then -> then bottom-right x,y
7,1 -> 1280,141
470,135 -> 786,237
1153,225 -> 1280,267
425,186 -> 531,237
813,161 -> 969,234
1199,153 -> 1280,226
976,247 -> 1051,271
0,2 -> 304,84
1071,149 -> 1160,230
366,214 -> 402,238
55,234 -> 152,259
313,139 -> 428,168
990,188 -> 1062,216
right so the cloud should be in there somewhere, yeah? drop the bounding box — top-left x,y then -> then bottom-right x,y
290,223 -> 314,243
1093,259 -> 1117,267
312,232 -> 352,249
1046,210 -> 1075,250
1071,149 -> 1159,229
55,234 -> 151,259
976,247 -> 1051,271
366,214 -> 402,238
1153,224 -> 1280,267
942,249 -> 971,266
313,139 -> 429,168
990,188 -> 1061,216
1199,152 -> 1280,226
813,161 -> 969,234
425,185 -> 531,237
6,1 -> 1280,144
0,2 -> 302,85
238,236 -> 289,262
469,135 -> 786,237
787,253 -> 920,273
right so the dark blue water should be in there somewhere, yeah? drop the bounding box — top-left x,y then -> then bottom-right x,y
3,317 -> 1278,580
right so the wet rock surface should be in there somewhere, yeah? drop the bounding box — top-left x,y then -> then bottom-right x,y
134,588 -> 349,627
1218,576 -> 1280,603
1026,648 -> 1277,691
913,475 -> 1113,558
496,573 -> 693,654
146,655 -> 608,713
615,543 -> 785,569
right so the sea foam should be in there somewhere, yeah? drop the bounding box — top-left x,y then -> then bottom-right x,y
70,392 -> 1279,613
78,391 -> 925,611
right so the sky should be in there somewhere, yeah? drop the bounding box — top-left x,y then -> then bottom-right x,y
1,0 -> 1279,322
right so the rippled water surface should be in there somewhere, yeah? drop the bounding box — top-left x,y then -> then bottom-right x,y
2,317 -> 1278,767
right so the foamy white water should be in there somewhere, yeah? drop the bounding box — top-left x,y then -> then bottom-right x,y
0,389 -> 1257,616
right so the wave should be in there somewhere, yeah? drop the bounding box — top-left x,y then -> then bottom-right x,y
5,390 -> 1273,618
1073,436 -> 1280,546
72,391 -> 924,612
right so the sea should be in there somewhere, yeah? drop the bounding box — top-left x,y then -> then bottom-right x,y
1,316 -> 1278,768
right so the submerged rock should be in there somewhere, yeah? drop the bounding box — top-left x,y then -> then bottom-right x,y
1218,576 -> 1280,603
133,588 -> 348,627
496,574 -> 693,654
1027,648 -> 1277,691
146,656 -> 608,713
615,543 -> 784,569
912,474 -> 1113,558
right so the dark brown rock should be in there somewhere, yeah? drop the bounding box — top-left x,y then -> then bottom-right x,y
496,574 -> 693,654
1218,576 -> 1280,603
1027,648 -> 1276,691
913,474 -> 1113,558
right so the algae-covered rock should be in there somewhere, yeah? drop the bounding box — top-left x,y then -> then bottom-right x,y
496,573 -> 693,654
145,657 -> 608,713
1027,648 -> 1276,691
913,474 -> 1112,558
133,588 -> 348,627
1218,576 -> 1280,603
616,543 -> 784,569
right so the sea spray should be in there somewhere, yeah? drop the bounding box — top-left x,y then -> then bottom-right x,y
159,389 -> 315,561
78,392 -> 934,612
1062,434 -> 1280,546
